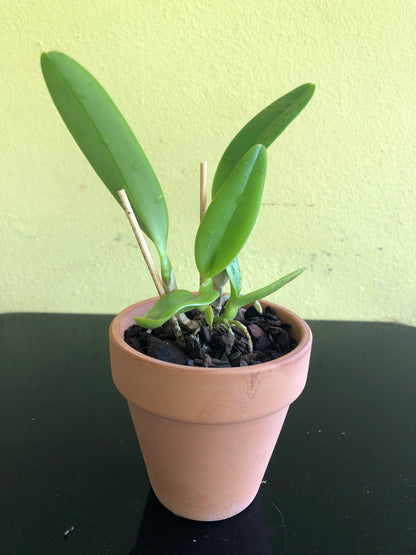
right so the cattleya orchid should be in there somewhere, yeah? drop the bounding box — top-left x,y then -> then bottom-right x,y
41,51 -> 314,342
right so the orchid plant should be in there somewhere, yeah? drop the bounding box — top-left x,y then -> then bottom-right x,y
41,51 -> 314,344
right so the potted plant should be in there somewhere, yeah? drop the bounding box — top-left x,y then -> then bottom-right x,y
41,51 -> 314,521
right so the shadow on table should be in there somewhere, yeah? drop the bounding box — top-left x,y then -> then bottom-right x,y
130,488 -> 274,554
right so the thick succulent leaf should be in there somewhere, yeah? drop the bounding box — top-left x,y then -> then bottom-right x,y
226,258 -> 242,297
134,286 -> 219,329
195,144 -> 267,281
212,83 -> 315,197
204,305 -> 214,328
40,51 -> 168,255
222,267 -> 306,320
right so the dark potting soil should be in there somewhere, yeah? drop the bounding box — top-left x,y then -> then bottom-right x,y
124,305 -> 298,368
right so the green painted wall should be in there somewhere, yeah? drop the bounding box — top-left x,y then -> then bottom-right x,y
1,1 -> 415,324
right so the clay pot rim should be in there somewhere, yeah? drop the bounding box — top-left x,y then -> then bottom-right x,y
110,297 -> 312,375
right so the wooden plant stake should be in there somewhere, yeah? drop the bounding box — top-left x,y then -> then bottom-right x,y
117,189 -> 165,297
117,189 -> 186,345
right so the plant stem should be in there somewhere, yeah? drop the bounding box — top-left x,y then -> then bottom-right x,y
212,271 -> 228,315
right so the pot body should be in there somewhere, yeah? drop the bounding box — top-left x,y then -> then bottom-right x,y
109,298 -> 312,521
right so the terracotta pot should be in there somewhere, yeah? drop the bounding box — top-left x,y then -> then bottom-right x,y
109,298 -> 312,521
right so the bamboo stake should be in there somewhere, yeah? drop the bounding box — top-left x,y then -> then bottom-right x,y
117,188 -> 187,345
117,189 -> 165,297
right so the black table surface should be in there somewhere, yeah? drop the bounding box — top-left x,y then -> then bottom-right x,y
1,313 -> 415,554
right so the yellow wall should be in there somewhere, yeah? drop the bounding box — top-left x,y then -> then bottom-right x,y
1,1 -> 415,324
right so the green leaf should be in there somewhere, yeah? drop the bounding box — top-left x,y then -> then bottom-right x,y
212,83 -> 315,197
222,267 -> 306,320
40,51 -> 169,258
204,305 -> 214,329
195,144 -> 267,281
226,258 -> 241,297
134,285 -> 219,329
